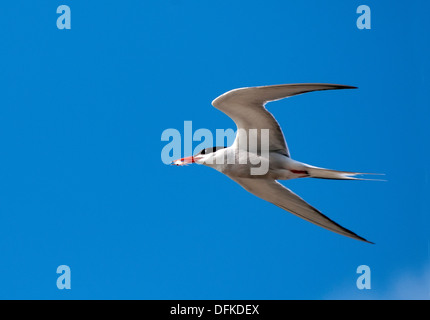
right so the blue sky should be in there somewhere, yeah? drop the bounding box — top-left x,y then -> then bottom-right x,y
0,1 -> 429,299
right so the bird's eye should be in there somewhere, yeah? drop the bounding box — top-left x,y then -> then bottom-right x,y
201,149 -> 206,155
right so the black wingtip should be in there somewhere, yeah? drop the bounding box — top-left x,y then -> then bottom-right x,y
349,230 -> 373,244
358,236 -> 374,244
339,85 -> 358,90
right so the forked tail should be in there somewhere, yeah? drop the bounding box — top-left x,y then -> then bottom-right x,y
305,165 -> 385,181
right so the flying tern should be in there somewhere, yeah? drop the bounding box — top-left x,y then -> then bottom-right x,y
173,84 -> 379,243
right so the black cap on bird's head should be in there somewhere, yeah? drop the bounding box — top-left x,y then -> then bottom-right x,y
195,146 -> 227,156
172,146 -> 227,166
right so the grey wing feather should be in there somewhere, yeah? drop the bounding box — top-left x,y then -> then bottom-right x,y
212,83 -> 357,157
227,176 -> 372,243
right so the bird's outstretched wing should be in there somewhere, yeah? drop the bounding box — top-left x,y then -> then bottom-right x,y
227,176 -> 372,243
212,83 -> 357,157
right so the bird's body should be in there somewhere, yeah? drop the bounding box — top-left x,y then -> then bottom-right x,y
173,83 -> 379,243
200,148 -> 308,180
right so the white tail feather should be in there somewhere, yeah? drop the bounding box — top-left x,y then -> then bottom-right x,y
305,166 -> 385,181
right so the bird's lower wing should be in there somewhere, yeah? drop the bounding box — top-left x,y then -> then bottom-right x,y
227,176 -> 372,243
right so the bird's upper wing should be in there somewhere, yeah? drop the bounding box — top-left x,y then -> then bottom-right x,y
227,176 -> 372,243
212,84 -> 356,157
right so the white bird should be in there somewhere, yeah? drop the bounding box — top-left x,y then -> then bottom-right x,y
173,84 -> 379,243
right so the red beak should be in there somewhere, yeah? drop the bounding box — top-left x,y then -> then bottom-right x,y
172,156 -> 195,166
